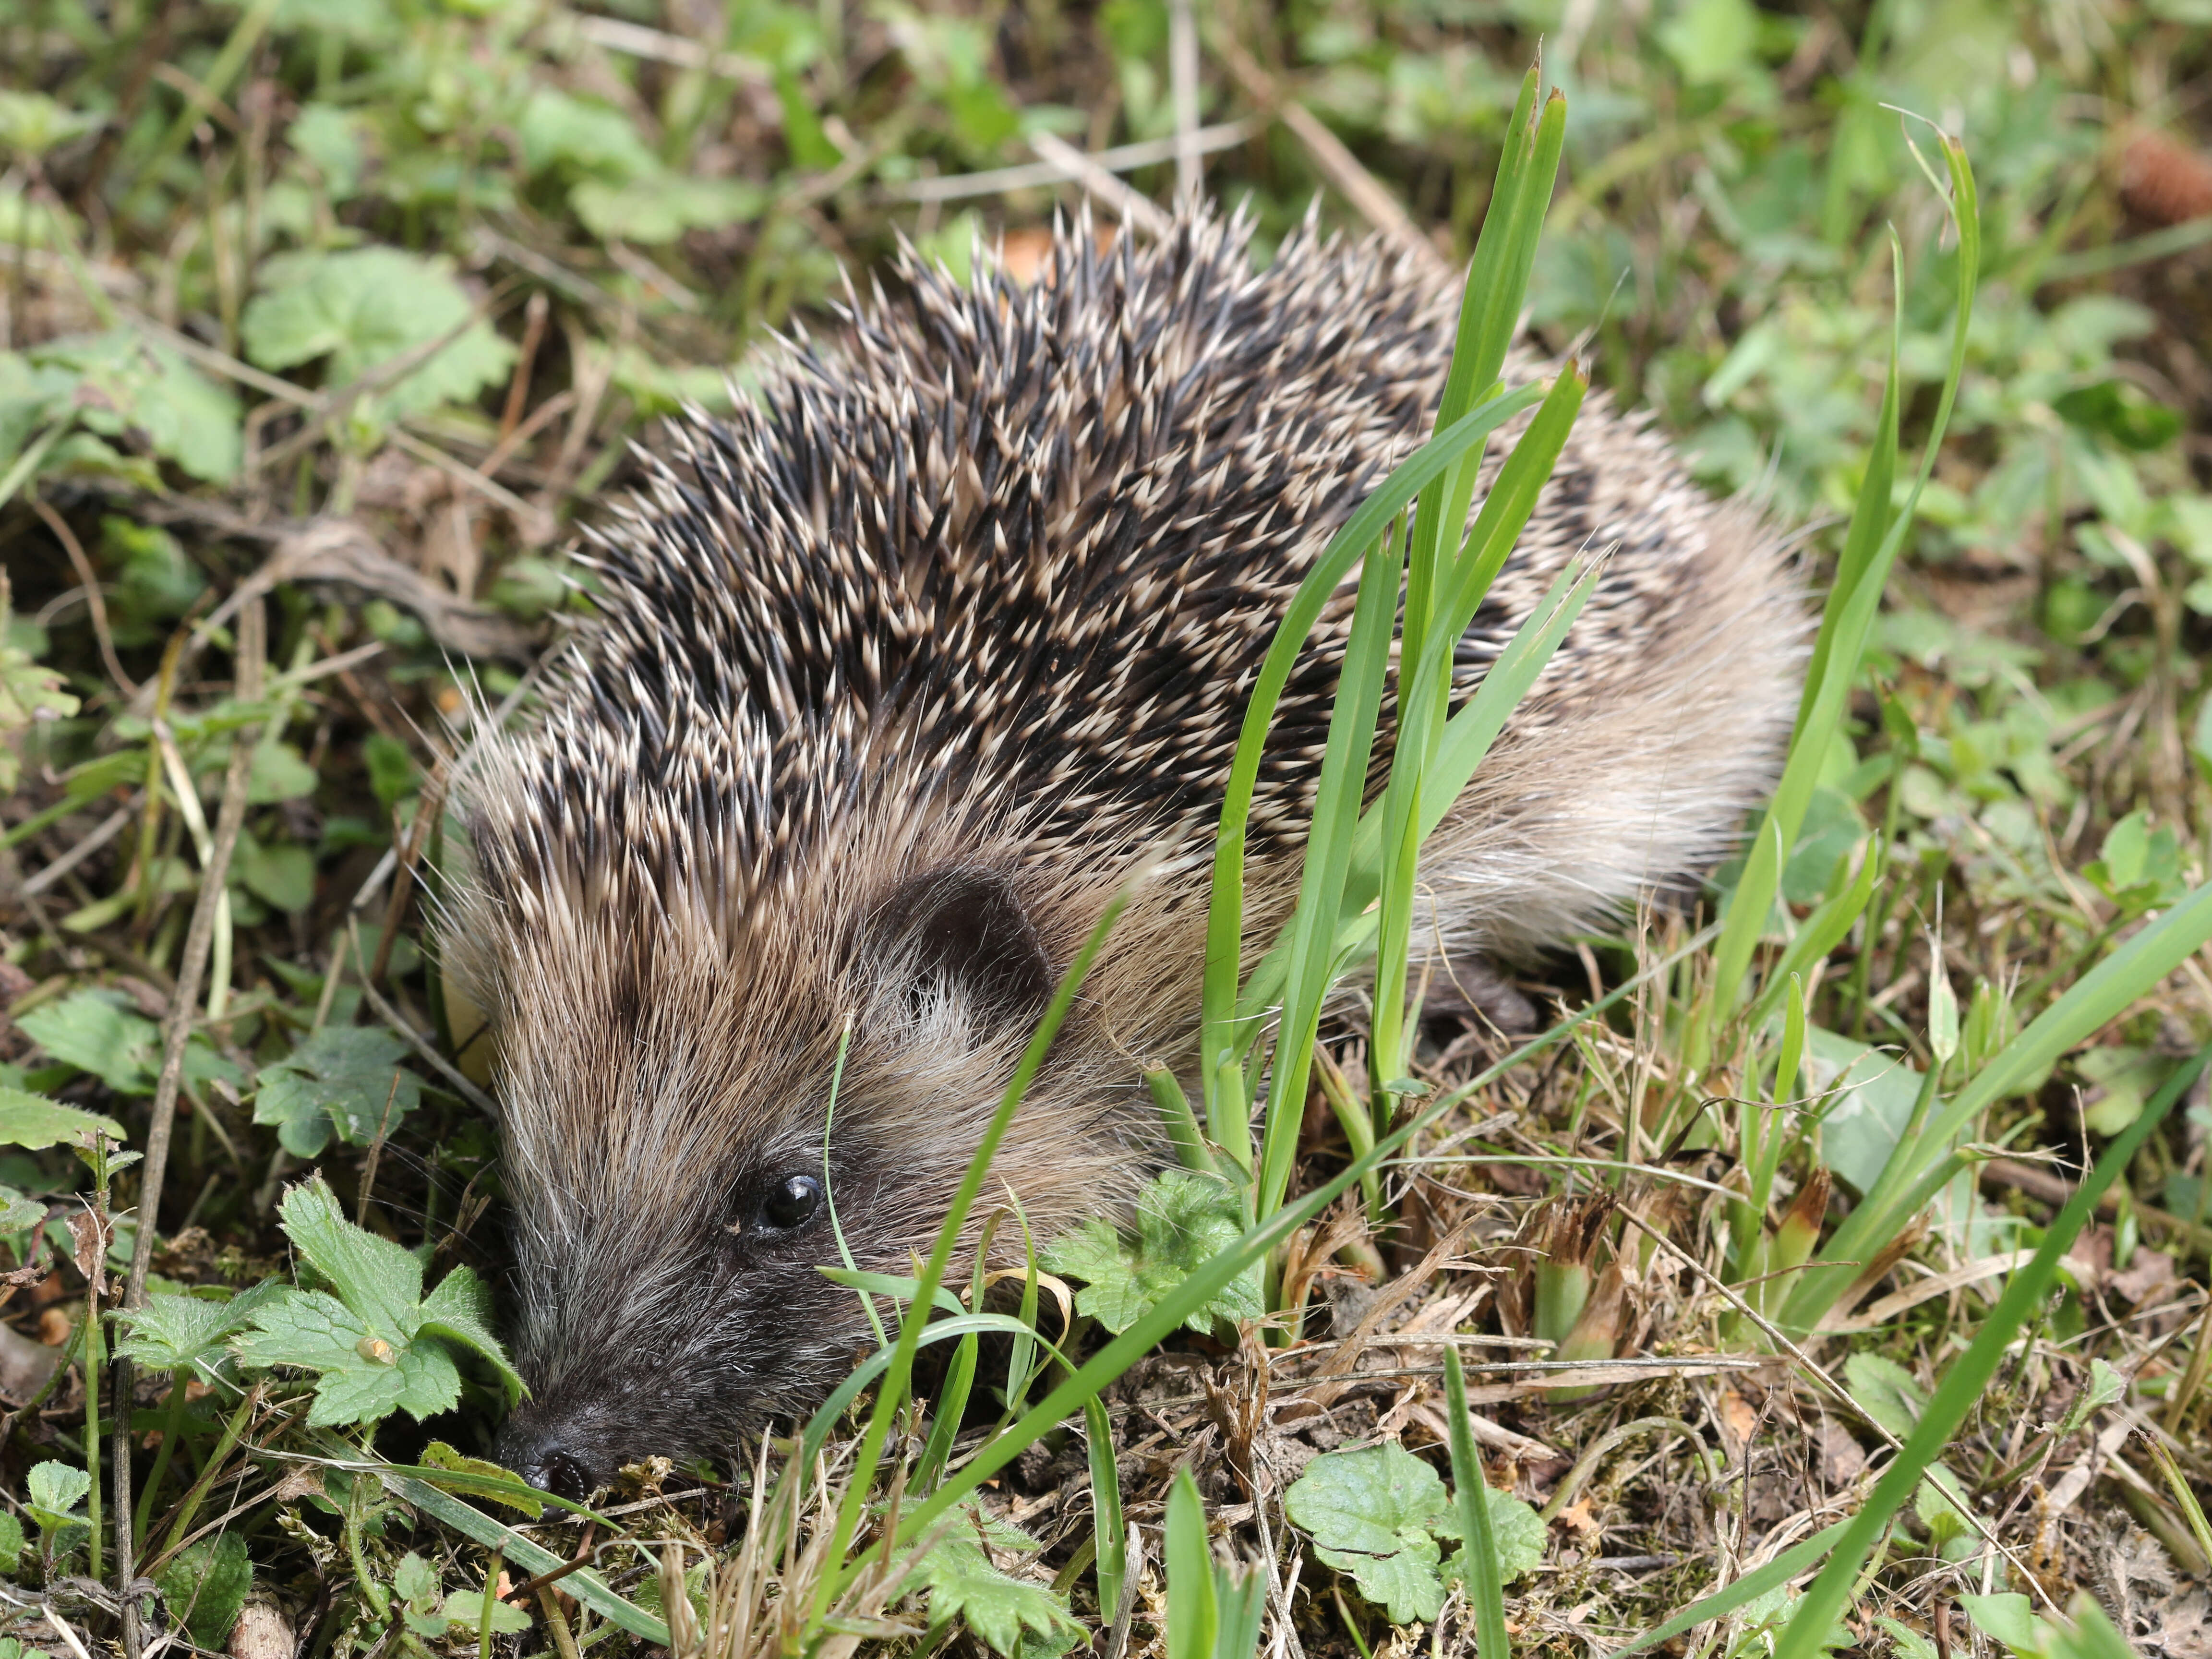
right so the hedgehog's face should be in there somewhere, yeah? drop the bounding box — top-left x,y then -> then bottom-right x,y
485,862 -> 1087,1499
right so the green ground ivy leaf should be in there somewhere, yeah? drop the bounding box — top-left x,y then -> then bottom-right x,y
31,330 -> 242,483
571,173 -> 766,243
1842,1352 -> 1925,1441
413,1440 -> 544,1515
442,1588 -> 533,1636
0,1086 -> 125,1149
253,1026 -> 420,1157
1284,1442 -> 1449,1623
1437,1484 -> 1547,1584
247,740 -> 319,804
1039,1168 -> 1262,1336
155,1532 -> 252,1647
897,1507 -> 1084,1657
1961,1593 -> 2044,1659
416,1264 -> 525,1405
18,990 -> 159,1094
0,1511 -> 23,1572
242,247 -> 514,425
235,836 -> 316,913
0,585 -> 78,792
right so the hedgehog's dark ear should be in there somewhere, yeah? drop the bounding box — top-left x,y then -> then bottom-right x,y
874,867 -> 1052,1019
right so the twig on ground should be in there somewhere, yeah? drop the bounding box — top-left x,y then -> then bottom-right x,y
33,498 -> 138,697
1026,133 -> 1174,238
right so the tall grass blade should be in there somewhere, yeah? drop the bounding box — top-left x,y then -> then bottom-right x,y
1603,1522 -> 1852,1659
1700,137 -> 1980,1054
815,886 -> 1134,1624
1086,1396 -> 1126,1624
1165,1469 -> 1218,1659
1443,1349 -> 1509,1659
1781,878 -> 2212,1332
1198,384 -> 1543,1142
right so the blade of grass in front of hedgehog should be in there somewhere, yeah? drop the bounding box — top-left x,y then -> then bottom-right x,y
810,882 -> 1134,1630
1255,367 -> 1588,1232
880,920 -> 1718,1568
1084,1395 -> 1126,1626
1372,70 -> 1564,1101
1164,1469 -> 1217,1659
1695,131 -> 1979,1068
1194,378 -> 1545,1170
1443,1348 -> 1510,1659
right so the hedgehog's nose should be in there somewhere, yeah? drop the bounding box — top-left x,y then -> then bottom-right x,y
496,1419 -> 601,1502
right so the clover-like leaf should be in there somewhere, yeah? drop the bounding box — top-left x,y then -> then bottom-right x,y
1284,1443 -> 1450,1624
1039,1168 -> 1261,1336
897,1507 -> 1084,1657
17,990 -> 160,1094
253,1027 -> 420,1158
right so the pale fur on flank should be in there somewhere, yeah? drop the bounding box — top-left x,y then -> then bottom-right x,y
443,204 -> 1804,1495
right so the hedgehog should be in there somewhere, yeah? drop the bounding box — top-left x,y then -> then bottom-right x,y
444,205 -> 1803,1498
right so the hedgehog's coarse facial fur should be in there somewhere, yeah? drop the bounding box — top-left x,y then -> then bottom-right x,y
445,204 -> 1807,1492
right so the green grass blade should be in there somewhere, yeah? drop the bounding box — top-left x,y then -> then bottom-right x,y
817,886 -> 1132,1624
1238,551 -> 1605,1025
1703,138 -> 1980,1045
1604,1522 -> 1851,1659
1782,877 -> 2212,1332
1085,1395 -> 1126,1624
1443,1349 -> 1509,1659
1256,514 -> 1407,1223
1745,834 -> 1884,1032
1768,1043 -> 2212,1659
1166,1468 -> 1217,1659
1199,384 -> 1543,1134
384,1476 -> 668,1645
893,930 -> 1710,1555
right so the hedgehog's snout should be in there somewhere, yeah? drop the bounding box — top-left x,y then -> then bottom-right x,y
496,1406 -> 617,1502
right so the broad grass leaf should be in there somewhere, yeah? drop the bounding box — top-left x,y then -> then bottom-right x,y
897,1507 -> 1084,1657
155,1532 -> 252,1647
1038,1169 -> 1260,1336
242,248 -> 514,423
413,1440 -> 544,1515
1284,1443 -> 1449,1623
253,1027 -> 420,1157
0,1086 -> 124,1150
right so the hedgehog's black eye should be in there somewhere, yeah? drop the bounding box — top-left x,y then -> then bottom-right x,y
759,1174 -> 824,1233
